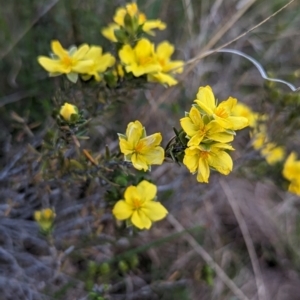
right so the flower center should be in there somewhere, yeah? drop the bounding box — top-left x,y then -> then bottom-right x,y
200,151 -> 209,159
132,198 -> 142,209
139,56 -> 154,66
158,58 -> 166,67
134,141 -> 144,153
215,107 -> 228,118
62,55 -> 73,68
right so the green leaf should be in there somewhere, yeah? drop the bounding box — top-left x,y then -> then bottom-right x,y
66,72 -> 78,83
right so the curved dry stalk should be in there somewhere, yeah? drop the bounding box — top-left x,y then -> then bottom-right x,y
219,179 -> 268,300
148,0 -> 296,122
167,213 -> 250,300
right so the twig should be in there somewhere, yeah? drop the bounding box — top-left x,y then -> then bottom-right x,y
167,213 -> 250,300
219,179 -> 268,300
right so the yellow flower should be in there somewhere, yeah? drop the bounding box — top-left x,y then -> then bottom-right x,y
119,120 -> 164,171
251,126 -> 267,150
147,41 -> 184,86
180,106 -> 234,146
231,103 -> 259,128
194,86 -> 249,130
59,102 -> 78,122
119,38 -> 161,77
261,143 -> 285,165
81,46 -> 115,81
183,143 -> 234,183
282,152 -> 300,195
251,125 -> 285,165
34,208 -> 56,232
112,180 -> 168,229
37,40 -> 93,78
101,3 -> 166,42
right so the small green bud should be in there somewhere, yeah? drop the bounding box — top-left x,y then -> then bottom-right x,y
129,254 -> 139,269
118,260 -> 129,273
99,262 -> 110,275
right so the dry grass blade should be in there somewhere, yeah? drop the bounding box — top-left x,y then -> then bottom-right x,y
219,179 -> 268,300
167,213 -> 250,300
0,0 -> 60,59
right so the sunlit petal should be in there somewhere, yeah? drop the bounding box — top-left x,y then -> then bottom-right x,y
112,200 -> 133,220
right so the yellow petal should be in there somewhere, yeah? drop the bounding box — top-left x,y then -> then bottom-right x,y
188,132 -> 205,146
112,200 -> 133,220
261,144 -> 285,165
131,210 -> 152,229
129,63 -> 161,77
126,121 -> 143,146
183,147 -> 200,173
208,150 -> 233,175
283,152 -> 300,181
142,20 -> 166,33
162,61 -> 184,73
101,24 -> 119,42
142,201 -> 168,221
156,41 -> 174,60
73,44 -> 89,60
197,157 -> 210,183
135,38 -> 154,58
84,46 -> 103,60
195,86 -> 216,114
51,40 -> 68,58
147,72 -> 178,86
226,116 -> 249,130
139,133 -> 162,149
137,180 -> 157,202
37,57 -> 64,73
119,44 -> 136,65
131,153 -> 149,171
113,8 -> 127,26
119,139 -> 134,155
180,117 -> 199,138
124,186 -> 140,205
141,147 -> 165,165
288,180 -> 300,195
72,60 -> 94,73
207,131 -> 234,143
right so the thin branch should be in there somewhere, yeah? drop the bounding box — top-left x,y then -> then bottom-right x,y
167,213 -> 250,300
219,179 -> 268,300
0,0 -> 60,59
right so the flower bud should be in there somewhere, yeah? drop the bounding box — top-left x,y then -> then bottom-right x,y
59,102 -> 78,122
34,208 -> 56,232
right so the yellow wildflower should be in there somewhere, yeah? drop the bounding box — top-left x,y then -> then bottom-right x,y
37,40 -> 93,81
261,143 -> 285,165
194,86 -> 249,130
282,152 -> 300,195
81,46 -> 115,81
59,103 -> 78,122
119,38 -> 161,77
34,208 -> 56,232
118,120 -> 164,171
112,180 -> 168,229
147,41 -> 184,86
231,103 -> 259,128
180,106 -> 234,146
183,143 -> 234,183
251,125 -> 285,165
101,3 -> 166,42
